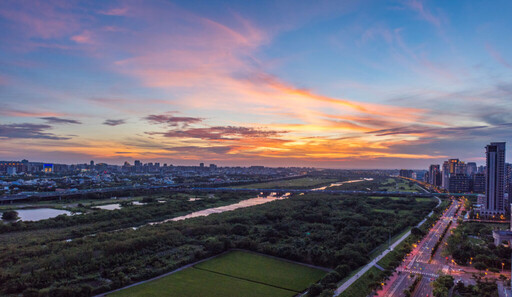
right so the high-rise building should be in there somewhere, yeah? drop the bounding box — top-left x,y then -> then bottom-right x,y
424,171 -> 430,183
454,160 -> 466,175
467,162 -> 477,176
448,174 -> 469,193
442,159 -> 464,189
200,163 -> 205,168
429,164 -> 441,186
484,142 -> 506,216
442,161 -> 450,189
90,160 -> 94,167
506,163 -> 512,194
399,169 -> 414,178
472,173 -> 485,193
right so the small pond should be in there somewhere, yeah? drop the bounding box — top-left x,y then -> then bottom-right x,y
2,208 -> 74,222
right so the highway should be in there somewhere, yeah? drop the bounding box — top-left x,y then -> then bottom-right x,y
1,185 -> 478,203
379,198 -> 460,297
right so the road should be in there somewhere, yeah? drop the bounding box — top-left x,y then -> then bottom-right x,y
378,197 -> 460,297
333,196 -> 442,296
1,185 -> 478,203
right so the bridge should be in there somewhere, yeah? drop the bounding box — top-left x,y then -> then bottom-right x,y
187,187 -> 477,197
0,184 -> 478,203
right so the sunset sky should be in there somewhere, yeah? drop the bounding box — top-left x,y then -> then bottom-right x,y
1,0 -> 512,168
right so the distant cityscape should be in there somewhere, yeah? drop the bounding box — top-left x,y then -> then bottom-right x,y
0,159 -> 315,197
399,142 -> 509,219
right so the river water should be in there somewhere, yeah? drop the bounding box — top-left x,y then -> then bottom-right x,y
311,178 -> 373,191
150,178 -> 370,225
149,193 -> 291,225
2,208 -> 74,222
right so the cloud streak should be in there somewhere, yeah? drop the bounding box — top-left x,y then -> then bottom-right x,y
144,113 -> 203,127
486,43 -> 512,69
404,0 -> 442,28
0,123 -> 70,140
40,117 -> 82,124
103,119 -> 126,126
151,126 -> 287,140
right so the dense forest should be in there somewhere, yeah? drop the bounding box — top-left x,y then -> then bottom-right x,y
0,192 -> 437,296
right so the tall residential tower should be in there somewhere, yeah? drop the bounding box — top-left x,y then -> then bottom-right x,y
484,142 -> 506,216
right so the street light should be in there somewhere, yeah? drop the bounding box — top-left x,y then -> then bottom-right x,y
502,262 -> 505,273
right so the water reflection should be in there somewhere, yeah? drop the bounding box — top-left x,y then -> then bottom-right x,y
3,208 -> 73,222
311,178 -> 373,191
96,204 -> 121,210
150,193 -> 291,225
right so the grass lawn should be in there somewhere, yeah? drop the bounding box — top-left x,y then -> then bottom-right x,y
369,196 -> 432,202
234,177 -> 337,189
369,196 -> 404,201
378,178 -> 422,193
108,250 -> 327,297
195,250 -> 326,291
108,267 -> 295,297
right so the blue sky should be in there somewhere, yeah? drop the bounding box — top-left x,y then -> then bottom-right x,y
1,0 -> 512,168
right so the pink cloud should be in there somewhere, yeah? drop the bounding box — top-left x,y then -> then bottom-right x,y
98,7 -> 129,16
71,30 -> 94,44
0,107 -> 66,118
404,0 -> 442,28
0,0 -> 81,39
485,43 -> 512,69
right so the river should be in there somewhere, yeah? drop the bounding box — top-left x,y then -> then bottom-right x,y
64,179 -> 369,240
150,178 -> 370,225
149,192 -> 291,225
311,178 -> 373,191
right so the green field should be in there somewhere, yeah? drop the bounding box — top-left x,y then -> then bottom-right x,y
369,196 -> 432,202
234,177 -> 337,189
108,251 -> 327,297
378,178 -> 422,192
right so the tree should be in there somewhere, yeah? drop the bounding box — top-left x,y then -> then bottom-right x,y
335,264 -> 350,278
141,197 -> 156,203
231,224 -> 249,236
2,210 -> 18,221
411,227 -> 425,236
432,275 -> 454,297
307,284 -> 323,296
474,262 -> 487,271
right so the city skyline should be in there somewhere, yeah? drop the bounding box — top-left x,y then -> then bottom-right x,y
2,0 -> 512,168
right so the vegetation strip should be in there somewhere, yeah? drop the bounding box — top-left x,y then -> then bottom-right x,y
430,220 -> 452,259
403,275 -> 422,297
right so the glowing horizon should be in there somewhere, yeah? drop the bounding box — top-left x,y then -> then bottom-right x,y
1,0 -> 512,168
